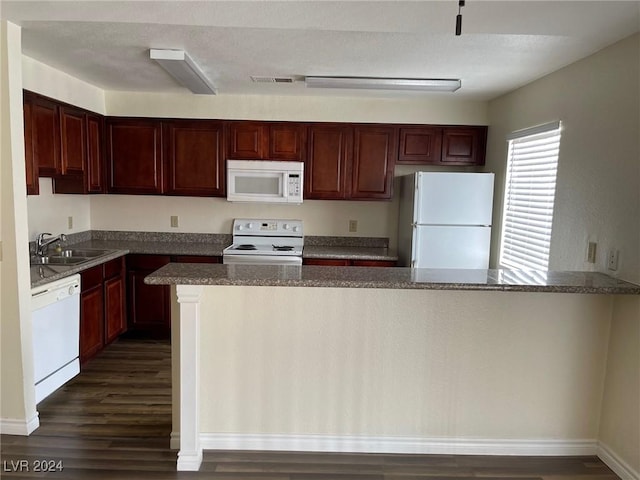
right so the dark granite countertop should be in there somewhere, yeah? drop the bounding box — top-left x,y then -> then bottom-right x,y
28,231 -> 399,288
144,263 -> 640,295
30,249 -> 128,288
303,245 -> 398,261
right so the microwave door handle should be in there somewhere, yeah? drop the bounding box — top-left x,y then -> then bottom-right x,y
283,174 -> 288,198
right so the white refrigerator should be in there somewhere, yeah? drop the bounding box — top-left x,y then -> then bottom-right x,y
398,172 -> 495,268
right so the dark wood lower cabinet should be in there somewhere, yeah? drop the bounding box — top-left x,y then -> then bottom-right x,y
104,274 -> 126,344
303,258 -> 396,267
126,254 -> 221,338
79,277 -> 104,363
126,255 -> 171,339
79,257 -> 126,364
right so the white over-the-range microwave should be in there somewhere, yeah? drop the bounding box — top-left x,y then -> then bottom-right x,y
227,160 -> 303,204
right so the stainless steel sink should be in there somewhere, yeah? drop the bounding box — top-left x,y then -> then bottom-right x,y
59,249 -> 108,258
32,256 -> 90,265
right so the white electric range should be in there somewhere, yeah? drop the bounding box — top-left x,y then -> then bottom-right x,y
222,219 -> 304,265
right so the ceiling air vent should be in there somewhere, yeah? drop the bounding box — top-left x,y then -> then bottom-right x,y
251,76 -> 294,83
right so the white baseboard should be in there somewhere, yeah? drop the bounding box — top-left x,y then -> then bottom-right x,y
598,442 -> 640,480
0,412 -> 40,436
196,433 -> 597,456
177,450 -> 203,471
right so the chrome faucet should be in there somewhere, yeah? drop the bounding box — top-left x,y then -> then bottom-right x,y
36,233 -> 67,257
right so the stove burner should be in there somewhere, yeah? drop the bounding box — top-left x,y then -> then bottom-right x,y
273,245 -> 294,252
235,244 -> 257,250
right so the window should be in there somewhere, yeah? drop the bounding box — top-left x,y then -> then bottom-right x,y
499,121 -> 562,270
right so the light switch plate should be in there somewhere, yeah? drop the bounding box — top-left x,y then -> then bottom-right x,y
68,216 -> 73,229
349,220 -> 358,232
171,216 -> 179,228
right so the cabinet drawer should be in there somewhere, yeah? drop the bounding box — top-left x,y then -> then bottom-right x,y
174,255 -> 221,263
126,254 -> 171,270
81,264 -> 104,290
104,257 -> 124,279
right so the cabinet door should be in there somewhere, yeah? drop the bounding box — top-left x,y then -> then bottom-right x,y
351,126 -> 397,200
303,258 -> 351,266
441,127 -> 487,165
80,264 -> 104,362
268,123 -> 303,161
31,96 -> 61,177
352,260 -> 397,267
165,120 -> 225,196
227,122 -> 265,159
23,98 -> 39,195
59,105 -> 86,175
305,125 -> 351,199
104,275 -> 126,344
126,255 -> 171,338
80,285 -> 104,363
86,114 -> 104,193
397,127 -> 442,164
107,119 -> 163,194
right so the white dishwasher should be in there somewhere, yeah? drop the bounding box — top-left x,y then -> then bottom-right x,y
31,274 -> 81,404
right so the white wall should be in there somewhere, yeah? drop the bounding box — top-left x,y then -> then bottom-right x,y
22,56 -> 105,115
486,34 -> 640,285
598,296 -> 640,478
90,195 -> 397,241
486,32 -> 640,477
197,287 -> 612,449
0,21 -> 38,434
27,178 -> 91,241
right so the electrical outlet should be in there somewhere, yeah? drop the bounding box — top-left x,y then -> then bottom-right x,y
587,241 -> 597,263
68,216 -> 73,229
349,220 -> 358,232
170,216 -> 179,228
607,248 -> 619,271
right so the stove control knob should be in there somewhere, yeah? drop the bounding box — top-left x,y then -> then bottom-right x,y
237,225 -> 243,231
293,226 -> 300,233
283,223 -> 290,230
247,223 -> 254,229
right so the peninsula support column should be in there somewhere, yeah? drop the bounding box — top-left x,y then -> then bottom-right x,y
176,285 -> 204,471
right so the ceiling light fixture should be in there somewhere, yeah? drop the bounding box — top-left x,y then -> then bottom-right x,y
455,0 -> 465,36
305,76 -> 461,92
149,49 -> 217,95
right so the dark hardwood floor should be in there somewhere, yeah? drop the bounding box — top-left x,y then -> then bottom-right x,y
1,339 -> 619,479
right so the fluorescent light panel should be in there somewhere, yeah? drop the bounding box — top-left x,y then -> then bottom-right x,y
150,49 -> 216,95
305,76 -> 461,92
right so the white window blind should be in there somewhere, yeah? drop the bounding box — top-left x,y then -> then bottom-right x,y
499,121 -> 562,270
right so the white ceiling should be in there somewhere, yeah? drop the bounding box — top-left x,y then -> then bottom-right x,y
2,1 -> 639,101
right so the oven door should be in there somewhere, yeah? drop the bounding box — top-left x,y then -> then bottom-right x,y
223,254 -> 303,266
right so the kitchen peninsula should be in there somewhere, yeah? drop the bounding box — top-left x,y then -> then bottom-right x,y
145,264 -> 639,471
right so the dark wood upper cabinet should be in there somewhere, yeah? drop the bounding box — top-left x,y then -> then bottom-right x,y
398,126 -> 443,164
351,125 -> 397,200
228,121 -> 303,161
305,124 -> 351,200
59,105 -> 86,175
268,123 -> 303,160
227,122 -> 264,159
164,120 -> 225,197
86,114 -> 105,193
441,126 -> 487,165
23,98 -> 39,195
106,118 -> 164,194
29,95 -> 61,177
